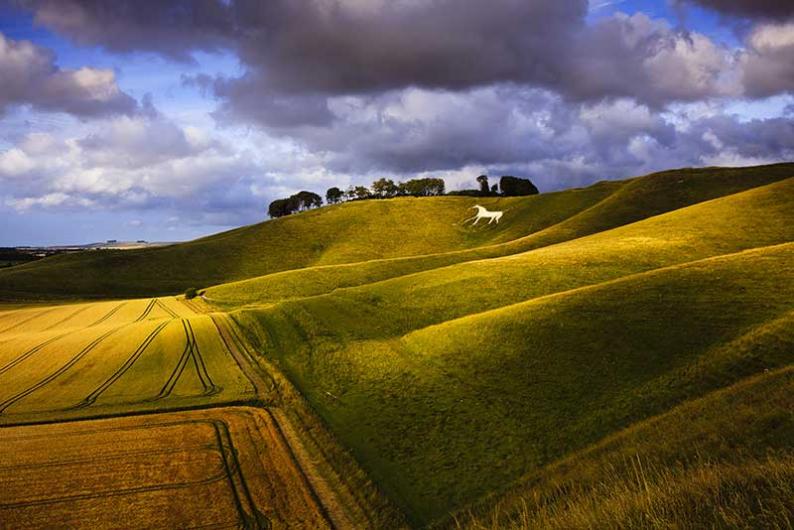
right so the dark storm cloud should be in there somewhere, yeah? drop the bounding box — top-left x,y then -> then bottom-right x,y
681,0 -> 794,20
21,0 -> 745,116
0,31 -> 137,117
18,0 -> 235,61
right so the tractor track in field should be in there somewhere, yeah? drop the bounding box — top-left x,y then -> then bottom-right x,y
71,320 -> 172,410
209,314 -> 276,399
155,299 -> 179,318
211,419 -> 272,529
134,299 -> 157,323
0,300 -> 167,381
0,327 -> 122,414
40,305 -> 92,332
154,319 -> 220,401
0,307 -> 58,336
89,302 -> 127,327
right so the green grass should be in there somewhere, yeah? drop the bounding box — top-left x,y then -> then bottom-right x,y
234,241 -> 794,524
450,367 -> 794,529
3,164 -> 792,301
227,175 -> 794,524
1,162 -> 792,528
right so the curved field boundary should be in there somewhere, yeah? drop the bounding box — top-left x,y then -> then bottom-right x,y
0,327 -> 121,414
154,319 -> 220,401
72,320 -> 172,410
209,314 -> 274,398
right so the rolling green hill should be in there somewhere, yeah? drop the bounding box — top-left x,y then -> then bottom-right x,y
1,163 -> 792,300
231,187 -> 794,522
1,162 -> 792,528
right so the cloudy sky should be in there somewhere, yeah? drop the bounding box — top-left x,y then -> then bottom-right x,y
0,0 -> 792,245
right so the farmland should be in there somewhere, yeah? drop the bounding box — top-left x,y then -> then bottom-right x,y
0,297 -> 257,424
0,163 -> 792,528
0,407 -> 331,529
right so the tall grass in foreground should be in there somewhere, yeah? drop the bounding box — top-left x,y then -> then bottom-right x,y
457,454 -> 793,530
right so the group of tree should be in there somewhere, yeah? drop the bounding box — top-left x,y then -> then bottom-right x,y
269,174 -> 537,218
268,190 -> 323,218
448,175 -> 539,197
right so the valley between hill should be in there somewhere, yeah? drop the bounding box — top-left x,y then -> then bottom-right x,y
0,163 -> 792,528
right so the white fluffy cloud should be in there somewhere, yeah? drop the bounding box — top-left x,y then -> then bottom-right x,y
0,32 -> 137,117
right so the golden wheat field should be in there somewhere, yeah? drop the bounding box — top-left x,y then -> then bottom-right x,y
0,298 -> 260,424
0,406 -> 331,529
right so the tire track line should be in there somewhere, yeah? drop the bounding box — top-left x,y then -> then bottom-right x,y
71,320 -> 171,409
0,307 -> 58,336
211,419 -> 271,529
133,299 -> 157,323
0,327 -> 121,414
0,301 -> 135,379
41,305 -> 92,332
153,319 -> 220,400
89,302 -> 127,327
187,320 -> 220,396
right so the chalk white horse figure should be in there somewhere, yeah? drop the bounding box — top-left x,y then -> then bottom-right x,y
468,204 -> 503,225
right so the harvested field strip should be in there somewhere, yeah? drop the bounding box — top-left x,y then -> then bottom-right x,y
73,320 -> 172,409
0,327 -> 120,414
0,407 -> 333,529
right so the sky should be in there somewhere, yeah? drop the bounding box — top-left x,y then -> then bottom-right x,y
0,0 -> 792,246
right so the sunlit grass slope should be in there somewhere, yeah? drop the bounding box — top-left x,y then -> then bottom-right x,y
208,163 -> 794,305
3,164 -> 792,301
452,366 -> 793,529
231,178 -> 794,524
0,185 -> 610,300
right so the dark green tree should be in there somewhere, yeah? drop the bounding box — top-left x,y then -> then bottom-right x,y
499,176 -> 539,196
326,187 -> 343,204
398,178 -> 445,197
268,198 -> 295,218
477,175 -> 489,194
372,178 -> 399,198
294,190 -> 323,210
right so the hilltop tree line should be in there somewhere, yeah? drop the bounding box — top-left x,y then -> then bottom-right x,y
268,175 -> 537,218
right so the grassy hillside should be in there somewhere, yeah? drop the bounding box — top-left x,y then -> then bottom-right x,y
2,164 -> 793,301
452,366 -> 793,529
1,163 -> 792,528
229,176 -> 794,524
208,163 -> 794,306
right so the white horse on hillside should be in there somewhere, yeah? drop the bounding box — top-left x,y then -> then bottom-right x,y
468,204 -> 503,225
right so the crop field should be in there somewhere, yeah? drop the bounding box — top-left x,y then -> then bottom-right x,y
0,407 -> 331,529
0,297 -> 257,424
0,164 -> 792,529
